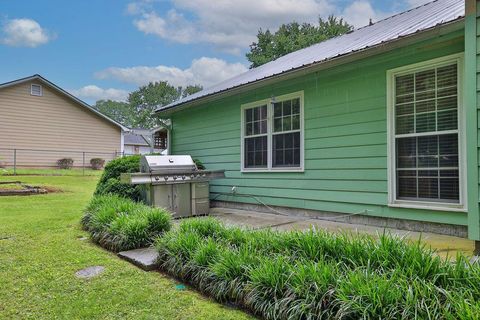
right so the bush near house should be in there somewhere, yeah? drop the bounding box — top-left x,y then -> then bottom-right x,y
155,218 -> 480,320
82,195 -> 171,252
57,158 -> 74,169
194,159 -> 205,170
90,158 -> 105,170
94,155 -> 141,201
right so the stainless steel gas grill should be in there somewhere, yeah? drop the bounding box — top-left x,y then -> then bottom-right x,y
121,155 -> 225,218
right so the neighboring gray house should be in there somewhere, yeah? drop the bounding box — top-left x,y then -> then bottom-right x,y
123,132 -> 151,155
123,127 -> 169,155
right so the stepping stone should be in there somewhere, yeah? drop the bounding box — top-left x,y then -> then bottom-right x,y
75,266 -> 105,279
118,247 -> 159,271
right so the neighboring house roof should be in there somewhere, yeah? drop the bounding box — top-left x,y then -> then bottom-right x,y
0,74 -> 129,131
124,132 -> 150,146
157,0 -> 464,113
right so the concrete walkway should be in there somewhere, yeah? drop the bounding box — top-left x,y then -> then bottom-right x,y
209,207 -> 475,259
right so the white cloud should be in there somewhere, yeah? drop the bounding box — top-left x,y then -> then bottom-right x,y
134,10 -> 196,44
70,85 -> 129,102
341,1 -> 392,28
95,57 -> 248,88
130,0 -> 334,53
1,18 -> 54,47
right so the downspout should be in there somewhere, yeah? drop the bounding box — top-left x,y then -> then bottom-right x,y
465,0 -> 480,252
120,130 -> 125,155
167,127 -> 171,155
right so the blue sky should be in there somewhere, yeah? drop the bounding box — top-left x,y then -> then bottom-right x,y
0,0 -> 428,103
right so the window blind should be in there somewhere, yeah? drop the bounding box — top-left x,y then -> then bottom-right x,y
394,63 -> 459,203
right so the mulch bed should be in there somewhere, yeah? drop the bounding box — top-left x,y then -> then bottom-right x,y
0,181 -> 61,196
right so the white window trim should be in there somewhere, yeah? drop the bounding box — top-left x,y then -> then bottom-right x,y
241,91 -> 305,172
386,53 -> 467,212
30,84 -> 43,96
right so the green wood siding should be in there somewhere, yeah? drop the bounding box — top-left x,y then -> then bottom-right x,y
171,30 -> 467,228
463,0 -> 480,240
465,0 -> 480,239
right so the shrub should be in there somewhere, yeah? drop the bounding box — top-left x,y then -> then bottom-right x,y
193,158 -> 205,170
90,158 -> 105,170
94,155 -> 141,201
57,158 -> 74,169
82,194 -> 171,252
154,218 -> 480,320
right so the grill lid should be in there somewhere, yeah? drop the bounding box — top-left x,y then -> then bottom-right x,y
140,155 -> 196,173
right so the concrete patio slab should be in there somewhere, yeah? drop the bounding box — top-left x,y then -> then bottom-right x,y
209,207 -> 475,259
118,247 -> 159,271
210,207 -> 298,229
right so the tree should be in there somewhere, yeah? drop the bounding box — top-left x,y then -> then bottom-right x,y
246,16 -> 352,68
95,82 -> 202,129
127,81 -> 181,129
95,100 -> 133,126
180,85 -> 203,98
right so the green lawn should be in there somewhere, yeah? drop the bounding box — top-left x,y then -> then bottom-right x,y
1,167 -> 102,176
0,174 -> 252,319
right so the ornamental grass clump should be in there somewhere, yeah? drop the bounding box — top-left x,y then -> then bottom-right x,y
154,218 -> 480,320
82,195 -> 171,252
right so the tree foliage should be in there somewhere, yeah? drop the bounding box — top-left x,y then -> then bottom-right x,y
96,100 -> 133,126
95,82 -> 202,129
246,16 -> 352,68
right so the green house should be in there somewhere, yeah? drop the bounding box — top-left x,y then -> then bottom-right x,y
156,0 -> 480,251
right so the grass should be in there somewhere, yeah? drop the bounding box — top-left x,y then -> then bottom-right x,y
0,167 -> 103,176
155,218 -> 480,320
0,173 -> 252,319
0,182 -> 23,190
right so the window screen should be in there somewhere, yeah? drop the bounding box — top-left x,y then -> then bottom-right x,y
394,63 -> 459,203
154,131 -> 167,149
272,98 -> 301,167
244,105 -> 268,168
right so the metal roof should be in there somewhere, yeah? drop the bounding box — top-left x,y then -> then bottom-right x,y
157,0 -> 464,113
124,132 -> 150,146
0,74 -> 129,131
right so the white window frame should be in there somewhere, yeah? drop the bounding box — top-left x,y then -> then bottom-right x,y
30,84 -> 43,96
386,53 -> 466,212
241,91 -> 304,172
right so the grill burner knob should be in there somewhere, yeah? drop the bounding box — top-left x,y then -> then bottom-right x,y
154,176 -> 160,181
182,175 -> 186,180
164,176 -> 168,181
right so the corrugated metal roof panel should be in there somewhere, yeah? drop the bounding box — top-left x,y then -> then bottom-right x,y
157,0 -> 464,113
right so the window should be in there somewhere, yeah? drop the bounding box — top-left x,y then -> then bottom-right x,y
244,105 -> 268,168
31,84 -> 42,96
241,92 -> 304,171
154,131 -> 167,149
388,55 -> 464,210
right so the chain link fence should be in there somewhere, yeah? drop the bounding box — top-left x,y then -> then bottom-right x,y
0,148 -> 124,176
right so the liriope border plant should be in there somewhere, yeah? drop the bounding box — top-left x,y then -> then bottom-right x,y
155,218 -> 480,320
82,194 -> 171,252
